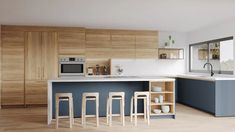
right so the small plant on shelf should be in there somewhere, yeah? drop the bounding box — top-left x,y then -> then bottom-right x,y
165,35 -> 175,47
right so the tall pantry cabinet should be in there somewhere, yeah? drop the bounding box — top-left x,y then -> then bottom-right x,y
1,31 -> 25,105
25,31 -> 58,105
1,26 -> 58,106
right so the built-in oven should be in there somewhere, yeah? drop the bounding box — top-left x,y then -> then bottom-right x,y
59,57 -> 85,76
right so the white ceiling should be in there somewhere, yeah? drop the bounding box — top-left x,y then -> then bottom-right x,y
0,0 -> 235,32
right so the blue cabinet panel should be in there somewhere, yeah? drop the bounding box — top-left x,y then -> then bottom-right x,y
177,78 -> 215,114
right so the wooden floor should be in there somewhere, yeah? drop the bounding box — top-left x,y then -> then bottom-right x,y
0,104 -> 235,132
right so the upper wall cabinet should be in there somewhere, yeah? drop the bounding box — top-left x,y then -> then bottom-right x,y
85,29 -> 111,59
111,30 -> 136,49
135,31 -> 158,58
1,31 -> 25,105
111,30 -> 136,59
135,31 -> 158,49
58,29 -> 85,55
85,29 -> 111,48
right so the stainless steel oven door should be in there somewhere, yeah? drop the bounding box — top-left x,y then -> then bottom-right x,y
59,62 -> 85,76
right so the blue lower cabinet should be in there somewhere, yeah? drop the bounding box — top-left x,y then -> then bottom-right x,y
177,78 -> 235,117
177,78 -> 215,114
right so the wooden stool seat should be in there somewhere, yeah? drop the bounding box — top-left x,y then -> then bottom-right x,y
82,92 -> 99,127
55,93 -> 74,128
106,92 -> 125,126
130,91 -> 150,126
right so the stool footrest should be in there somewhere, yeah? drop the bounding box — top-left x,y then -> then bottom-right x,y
131,113 -> 145,116
107,114 -> 122,117
111,97 -> 123,100
58,116 -> 70,119
85,98 -> 97,101
85,115 -> 97,118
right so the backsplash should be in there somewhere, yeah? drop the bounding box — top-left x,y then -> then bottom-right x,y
111,59 -> 186,76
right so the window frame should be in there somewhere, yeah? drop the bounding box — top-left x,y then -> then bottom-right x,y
189,36 -> 234,74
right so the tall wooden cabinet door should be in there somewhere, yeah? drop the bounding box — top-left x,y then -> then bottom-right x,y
25,32 -> 42,80
41,32 -> 58,80
1,31 -> 25,105
25,80 -> 47,105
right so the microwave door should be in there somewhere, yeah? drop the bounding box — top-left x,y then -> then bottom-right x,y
60,63 -> 85,76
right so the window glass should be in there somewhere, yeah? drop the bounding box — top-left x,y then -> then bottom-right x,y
190,43 -> 208,72
189,37 -> 234,75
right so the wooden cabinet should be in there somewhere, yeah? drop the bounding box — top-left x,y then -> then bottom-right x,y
25,80 -> 47,105
1,81 -> 24,105
85,29 -> 111,48
25,32 -> 42,80
135,31 -> 158,58
111,30 -> 136,58
58,30 -> 85,55
85,29 -> 111,59
136,49 -> 157,58
1,31 -> 25,105
25,31 -> 57,105
0,25 -> 159,106
149,81 -> 175,117
41,32 -> 58,80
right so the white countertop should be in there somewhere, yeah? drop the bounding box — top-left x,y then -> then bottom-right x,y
48,73 -> 235,83
176,74 -> 235,81
48,76 -> 175,83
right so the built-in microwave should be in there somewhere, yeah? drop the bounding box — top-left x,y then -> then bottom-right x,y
59,57 -> 85,76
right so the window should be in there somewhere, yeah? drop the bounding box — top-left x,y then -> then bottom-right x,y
189,37 -> 234,75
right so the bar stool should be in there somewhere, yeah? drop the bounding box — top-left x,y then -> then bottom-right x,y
130,92 -> 150,126
106,92 -> 125,126
55,93 -> 74,128
81,92 -> 99,127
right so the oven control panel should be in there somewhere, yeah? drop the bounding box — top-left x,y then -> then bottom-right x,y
59,57 -> 85,62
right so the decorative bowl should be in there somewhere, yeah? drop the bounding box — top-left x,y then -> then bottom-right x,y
153,109 -> 162,114
152,87 -> 162,92
161,105 -> 170,113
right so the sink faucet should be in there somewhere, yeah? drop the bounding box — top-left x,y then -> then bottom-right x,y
203,62 -> 214,76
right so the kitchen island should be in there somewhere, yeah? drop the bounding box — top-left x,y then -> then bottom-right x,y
47,76 -> 175,124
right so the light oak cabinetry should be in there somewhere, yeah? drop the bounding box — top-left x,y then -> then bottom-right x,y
25,31 -> 57,105
0,25 -> 159,107
85,29 -> 111,59
135,31 -> 158,58
1,31 -> 25,105
58,29 -> 85,55
111,30 -> 136,59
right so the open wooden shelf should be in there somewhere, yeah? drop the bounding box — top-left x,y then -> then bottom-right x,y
151,91 -> 173,94
151,101 -> 174,106
158,48 -> 184,60
149,81 -> 175,118
150,113 -> 175,116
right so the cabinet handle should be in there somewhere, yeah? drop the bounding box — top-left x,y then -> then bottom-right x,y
42,67 -> 44,79
38,67 -> 40,79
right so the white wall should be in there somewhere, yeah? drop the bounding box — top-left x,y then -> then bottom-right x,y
187,18 -> 235,75
111,31 -> 187,76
